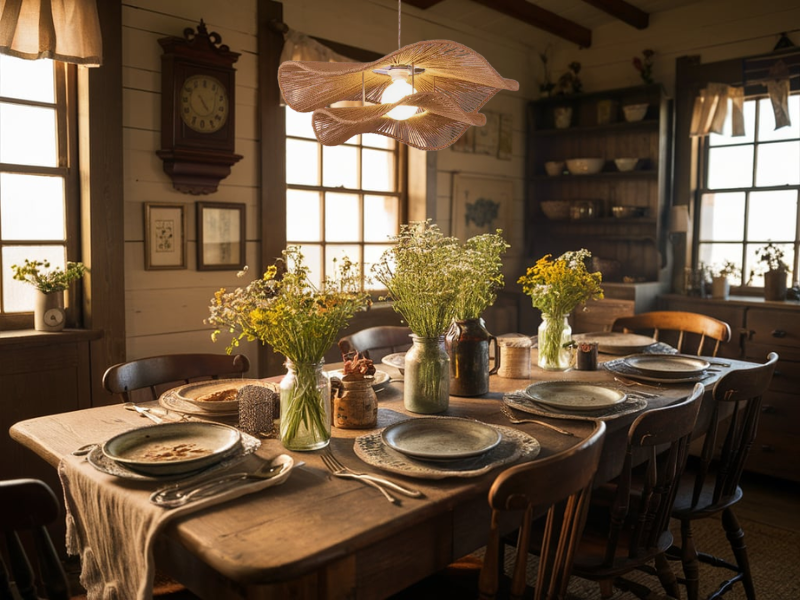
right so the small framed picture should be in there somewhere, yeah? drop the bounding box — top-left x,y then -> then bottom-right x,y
144,203 -> 187,270
197,202 -> 246,271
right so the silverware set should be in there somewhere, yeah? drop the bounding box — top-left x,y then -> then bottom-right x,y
499,405 -> 574,436
320,450 -> 422,503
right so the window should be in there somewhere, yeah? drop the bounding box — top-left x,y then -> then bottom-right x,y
285,106 -> 404,289
0,55 -> 78,327
696,94 -> 799,287
696,95 -> 800,286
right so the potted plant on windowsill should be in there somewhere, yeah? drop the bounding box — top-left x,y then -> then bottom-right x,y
752,243 -> 790,301
11,259 -> 86,332
710,261 -> 740,300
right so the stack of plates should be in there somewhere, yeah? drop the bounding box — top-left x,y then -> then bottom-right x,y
99,422 -> 242,477
160,379 -> 274,417
573,332 -> 657,355
523,381 -> 627,413
617,354 -> 710,383
380,417 -> 501,462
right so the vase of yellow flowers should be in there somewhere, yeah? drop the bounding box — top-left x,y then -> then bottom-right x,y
12,259 -> 86,332
373,221 -> 462,413
518,249 -> 603,371
445,231 -> 509,397
207,248 -> 369,451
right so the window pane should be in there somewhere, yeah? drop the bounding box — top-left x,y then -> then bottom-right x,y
748,190 -> 797,241
697,243 -> 744,285
707,145 -> 753,189
286,189 -> 321,242
364,244 -> 391,290
2,245 -> 65,312
286,139 -> 319,185
0,103 -> 57,167
325,193 -> 360,242
699,192 -> 744,241
322,145 -> 358,188
364,195 -> 399,242
325,244 -> 361,284
363,133 -> 395,149
755,141 -> 800,187
295,244 -> 322,289
757,96 -> 800,142
0,55 -> 54,103
285,107 -> 315,139
362,149 -> 395,192
709,100 -> 755,146
746,242 -> 793,287
1,174 -> 65,240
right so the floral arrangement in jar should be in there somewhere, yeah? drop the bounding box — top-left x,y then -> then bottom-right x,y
207,247 -> 369,450
452,231 -> 509,321
751,242 -> 791,301
11,259 -> 86,293
633,49 -> 655,85
518,249 -> 603,370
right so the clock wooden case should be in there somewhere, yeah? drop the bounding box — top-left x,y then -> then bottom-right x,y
157,20 -> 242,195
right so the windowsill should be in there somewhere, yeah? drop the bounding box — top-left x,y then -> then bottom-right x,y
660,293 -> 800,309
0,328 -> 103,347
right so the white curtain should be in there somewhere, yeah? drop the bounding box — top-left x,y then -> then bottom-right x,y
690,84 -> 745,137
0,0 -> 102,66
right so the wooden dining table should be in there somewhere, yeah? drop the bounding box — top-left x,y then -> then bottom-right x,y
9,352 -> 758,600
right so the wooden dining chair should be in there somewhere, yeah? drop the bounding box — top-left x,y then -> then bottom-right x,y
670,352 -> 778,600
0,478 -> 70,600
337,326 -> 412,363
563,384 -> 704,599
611,310 -> 732,357
391,420 -> 606,600
102,353 -> 250,403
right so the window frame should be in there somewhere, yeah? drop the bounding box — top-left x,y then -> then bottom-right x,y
0,59 -> 80,328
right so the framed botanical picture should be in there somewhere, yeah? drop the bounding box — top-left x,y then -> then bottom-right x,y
451,175 -> 513,241
197,202 -> 246,271
144,203 -> 187,270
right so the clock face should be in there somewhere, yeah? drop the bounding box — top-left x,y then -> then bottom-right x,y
180,74 -> 229,133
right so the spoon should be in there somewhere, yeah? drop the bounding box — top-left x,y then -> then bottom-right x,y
150,460 -> 291,507
123,402 -> 163,424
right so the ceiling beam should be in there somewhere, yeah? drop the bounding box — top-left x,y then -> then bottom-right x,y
402,0 -> 446,9
579,0 -> 649,29
471,0 -> 591,48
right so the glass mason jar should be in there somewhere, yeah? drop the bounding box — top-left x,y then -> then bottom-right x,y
404,335 -> 450,414
279,360 -> 331,451
537,314 -> 573,371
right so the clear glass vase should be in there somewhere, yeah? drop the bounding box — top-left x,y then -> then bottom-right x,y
279,360 -> 331,451
537,314 -> 573,371
404,335 -> 449,414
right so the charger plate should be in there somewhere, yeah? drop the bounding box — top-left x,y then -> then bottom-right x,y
622,354 -> 709,378
524,381 -> 627,412
380,417 -> 501,460
355,420 -> 539,479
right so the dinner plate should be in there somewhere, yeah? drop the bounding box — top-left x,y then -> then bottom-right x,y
101,422 -> 242,476
380,417 -> 501,461
572,332 -> 657,355
329,368 -> 391,389
174,379 -> 268,413
623,354 -> 709,378
523,381 -> 627,411
381,352 -> 406,373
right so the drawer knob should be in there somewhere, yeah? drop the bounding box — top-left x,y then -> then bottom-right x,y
771,329 -> 787,338
761,405 -> 776,414
761,444 -> 775,453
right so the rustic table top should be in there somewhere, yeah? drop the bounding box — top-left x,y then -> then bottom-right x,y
10,354 -> 755,600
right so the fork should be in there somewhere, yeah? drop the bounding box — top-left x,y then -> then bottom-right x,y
320,452 -> 399,503
500,405 -> 574,436
321,451 -> 423,497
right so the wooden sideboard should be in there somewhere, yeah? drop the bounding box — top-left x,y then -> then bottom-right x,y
659,295 -> 800,482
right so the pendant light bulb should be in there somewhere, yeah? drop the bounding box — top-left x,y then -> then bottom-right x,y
381,69 -> 418,121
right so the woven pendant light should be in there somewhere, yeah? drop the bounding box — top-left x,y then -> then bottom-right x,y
278,4 -> 518,151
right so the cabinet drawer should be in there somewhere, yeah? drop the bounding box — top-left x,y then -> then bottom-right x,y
743,350 -> 800,393
746,341 -> 800,365
758,390 -> 800,435
746,431 -> 800,482
748,308 -> 800,349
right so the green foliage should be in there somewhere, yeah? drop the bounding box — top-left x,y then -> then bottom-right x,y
452,231 -> 509,320
11,259 -> 86,293
518,249 -> 604,317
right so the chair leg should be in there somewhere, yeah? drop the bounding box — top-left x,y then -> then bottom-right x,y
654,552 -> 681,599
599,579 -> 615,599
722,507 -> 755,600
680,519 -> 700,600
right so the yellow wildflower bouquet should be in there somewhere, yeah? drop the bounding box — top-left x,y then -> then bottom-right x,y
208,247 -> 370,449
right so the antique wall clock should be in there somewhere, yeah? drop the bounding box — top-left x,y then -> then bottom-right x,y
157,20 -> 242,194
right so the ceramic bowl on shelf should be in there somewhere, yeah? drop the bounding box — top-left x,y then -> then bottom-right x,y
540,200 -> 571,221
544,161 -> 565,176
566,158 -> 604,175
623,104 -> 649,122
614,158 -> 639,172
612,205 -> 646,219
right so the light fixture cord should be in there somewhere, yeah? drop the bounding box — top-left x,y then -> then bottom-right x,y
397,0 -> 401,49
